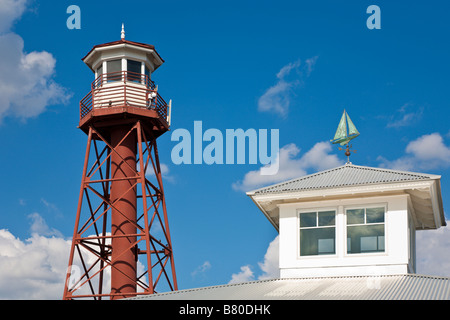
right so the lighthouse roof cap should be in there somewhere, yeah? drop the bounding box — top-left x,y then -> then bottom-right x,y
82,38 -> 164,71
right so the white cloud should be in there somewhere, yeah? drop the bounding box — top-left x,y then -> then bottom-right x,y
378,133 -> 450,171
40,198 -> 62,218
406,133 -> 450,163
304,56 -> 318,76
232,141 -> 342,192
257,236 -> 279,280
229,265 -> 255,284
228,236 -> 279,284
416,222 -> 450,277
258,57 -> 318,117
0,227 -> 71,299
276,60 -> 301,79
298,141 -> 344,171
0,0 -> 71,121
0,0 -> 27,33
0,212 -> 112,299
191,261 -> 212,277
146,162 -> 174,183
258,80 -> 293,117
0,208 -> 160,299
386,103 -> 423,128
27,212 -> 63,238
160,163 -> 170,175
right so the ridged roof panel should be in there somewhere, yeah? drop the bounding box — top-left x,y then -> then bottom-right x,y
250,164 -> 439,195
130,274 -> 450,300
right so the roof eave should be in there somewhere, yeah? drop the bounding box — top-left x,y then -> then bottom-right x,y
250,179 -> 444,230
82,40 -> 164,72
251,179 -> 436,202
431,179 -> 446,227
248,194 -> 279,231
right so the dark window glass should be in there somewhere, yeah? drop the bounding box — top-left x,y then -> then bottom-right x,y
145,66 -> 151,86
97,64 -> 103,76
319,211 -> 335,226
347,225 -> 384,253
300,212 -> 316,228
347,209 -> 364,225
106,59 -> 122,82
127,60 -> 141,82
96,64 -> 103,87
366,207 -> 385,223
300,211 -> 336,256
300,228 -> 335,256
346,207 -> 385,254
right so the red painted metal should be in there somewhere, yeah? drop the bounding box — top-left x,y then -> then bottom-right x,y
63,70 -> 177,300
110,127 -> 137,298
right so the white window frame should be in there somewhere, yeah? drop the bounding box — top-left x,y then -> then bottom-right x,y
297,207 -> 338,258
344,203 -> 387,256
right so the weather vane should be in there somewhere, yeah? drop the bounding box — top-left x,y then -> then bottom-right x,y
330,110 -> 360,164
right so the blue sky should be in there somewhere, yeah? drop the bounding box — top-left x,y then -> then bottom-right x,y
1,0 -> 450,299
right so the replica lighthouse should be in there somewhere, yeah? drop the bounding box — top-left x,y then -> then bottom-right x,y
63,27 -> 177,300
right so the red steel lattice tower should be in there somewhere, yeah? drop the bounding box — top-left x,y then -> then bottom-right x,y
63,29 -> 177,300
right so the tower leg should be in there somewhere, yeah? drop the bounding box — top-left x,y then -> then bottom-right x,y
138,123 -> 178,293
150,134 -> 178,291
110,126 -> 137,299
63,127 -> 94,300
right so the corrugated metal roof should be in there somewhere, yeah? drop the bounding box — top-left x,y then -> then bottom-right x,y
130,274 -> 450,300
249,164 -> 440,195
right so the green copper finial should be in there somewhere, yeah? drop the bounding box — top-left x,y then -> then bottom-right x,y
331,110 -> 359,163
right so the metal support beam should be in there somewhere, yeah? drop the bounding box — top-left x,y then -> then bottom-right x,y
63,122 -> 177,300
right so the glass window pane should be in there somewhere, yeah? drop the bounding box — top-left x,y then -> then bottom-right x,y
378,236 -> 385,251
318,239 -> 335,254
300,227 -> 335,256
366,207 -> 385,223
347,225 -> 384,254
106,59 -> 122,82
347,209 -> 364,224
96,65 -> 103,87
361,236 -> 378,252
145,66 -> 150,86
127,59 -> 141,74
300,212 -> 316,228
107,59 -> 121,73
318,211 -> 335,226
127,59 -> 141,83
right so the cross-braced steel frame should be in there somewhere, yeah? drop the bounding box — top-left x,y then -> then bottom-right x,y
63,121 -> 177,300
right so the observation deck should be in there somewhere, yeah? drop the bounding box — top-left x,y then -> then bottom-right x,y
78,70 -> 171,138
